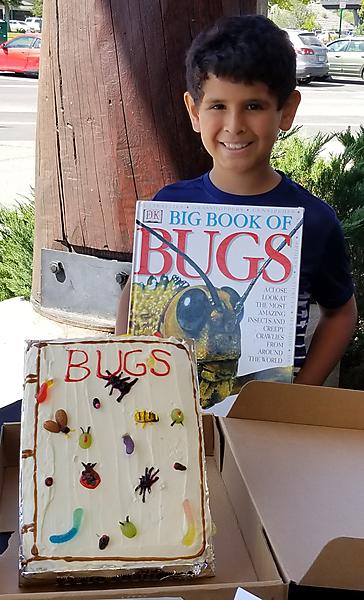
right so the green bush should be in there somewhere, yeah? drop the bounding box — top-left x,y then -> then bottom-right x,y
272,127 -> 364,389
0,199 -> 34,301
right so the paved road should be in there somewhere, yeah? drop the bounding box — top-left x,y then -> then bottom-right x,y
0,73 -> 37,141
1,73 -> 363,144
296,77 -> 364,140
0,73 -> 37,206
0,74 -> 364,206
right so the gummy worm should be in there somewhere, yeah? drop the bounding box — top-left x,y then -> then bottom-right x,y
182,499 -> 196,546
49,508 -> 84,544
36,379 -> 54,403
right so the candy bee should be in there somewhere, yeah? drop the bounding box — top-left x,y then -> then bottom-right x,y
43,409 -> 70,435
134,410 -> 159,428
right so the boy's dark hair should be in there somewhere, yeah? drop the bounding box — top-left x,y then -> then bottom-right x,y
186,15 -> 296,109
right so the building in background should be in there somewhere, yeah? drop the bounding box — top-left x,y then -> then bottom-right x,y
0,1 -> 33,21
319,0 -> 361,26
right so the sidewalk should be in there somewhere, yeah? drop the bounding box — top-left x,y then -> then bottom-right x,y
0,141 -> 35,208
0,297 -> 106,409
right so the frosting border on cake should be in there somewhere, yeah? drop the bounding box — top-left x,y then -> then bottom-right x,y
20,337 -> 210,571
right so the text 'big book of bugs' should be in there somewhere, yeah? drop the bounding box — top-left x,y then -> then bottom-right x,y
128,201 -> 303,416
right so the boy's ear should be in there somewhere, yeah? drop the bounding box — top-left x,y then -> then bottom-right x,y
184,92 -> 201,133
279,90 -> 301,132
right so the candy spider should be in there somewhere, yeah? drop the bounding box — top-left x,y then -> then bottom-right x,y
102,370 -> 138,402
135,467 -> 160,503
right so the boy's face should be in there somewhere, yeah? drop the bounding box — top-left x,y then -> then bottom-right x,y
184,75 -> 300,192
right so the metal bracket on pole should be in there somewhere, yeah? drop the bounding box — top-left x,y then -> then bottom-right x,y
40,249 -> 131,331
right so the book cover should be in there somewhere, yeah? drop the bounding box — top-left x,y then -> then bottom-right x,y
128,201 -> 303,416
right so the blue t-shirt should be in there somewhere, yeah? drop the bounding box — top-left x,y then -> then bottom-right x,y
154,171 -> 354,369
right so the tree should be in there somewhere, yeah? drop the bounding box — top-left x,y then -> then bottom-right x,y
269,0 -> 309,8
32,0 -> 266,307
32,0 -> 43,17
354,0 -> 364,33
3,0 -> 21,23
269,0 -> 318,30
360,0 -> 364,20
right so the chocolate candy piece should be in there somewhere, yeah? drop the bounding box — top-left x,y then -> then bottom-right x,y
98,534 -> 110,550
174,462 -> 187,471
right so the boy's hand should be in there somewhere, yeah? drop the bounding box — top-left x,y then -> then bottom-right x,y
115,275 -> 131,335
294,295 -> 357,386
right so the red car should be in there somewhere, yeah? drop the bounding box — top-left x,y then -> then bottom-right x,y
0,33 -> 41,75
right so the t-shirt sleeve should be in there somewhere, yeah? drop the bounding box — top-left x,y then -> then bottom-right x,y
311,218 -> 354,309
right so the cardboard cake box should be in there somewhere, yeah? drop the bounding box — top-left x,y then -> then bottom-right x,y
223,380 -> 364,598
0,414 -> 284,600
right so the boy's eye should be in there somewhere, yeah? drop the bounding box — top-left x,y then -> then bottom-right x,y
246,103 -> 262,111
210,103 -> 225,110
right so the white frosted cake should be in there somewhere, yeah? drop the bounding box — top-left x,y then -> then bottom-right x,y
20,336 -> 213,583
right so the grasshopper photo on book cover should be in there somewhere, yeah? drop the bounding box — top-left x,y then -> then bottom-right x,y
128,201 -> 304,416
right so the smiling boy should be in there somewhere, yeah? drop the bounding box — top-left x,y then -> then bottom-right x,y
117,15 -> 357,386
184,75 -> 298,196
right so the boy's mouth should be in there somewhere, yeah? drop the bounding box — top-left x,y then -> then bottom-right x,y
220,141 -> 252,150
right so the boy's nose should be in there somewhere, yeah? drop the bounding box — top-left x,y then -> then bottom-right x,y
223,112 -> 246,135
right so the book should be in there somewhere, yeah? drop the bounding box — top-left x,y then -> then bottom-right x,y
128,201 -> 303,416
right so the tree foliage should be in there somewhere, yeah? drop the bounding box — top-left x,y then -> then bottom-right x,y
272,127 -> 364,389
269,0 -> 318,30
360,0 -> 364,20
356,0 -> 364,32
269,0 -> 310,8
32,0 -> 43,17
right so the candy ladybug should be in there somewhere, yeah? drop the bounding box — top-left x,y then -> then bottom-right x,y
80,462 -> 101,489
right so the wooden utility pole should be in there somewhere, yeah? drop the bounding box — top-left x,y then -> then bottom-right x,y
32,0 -> 267,311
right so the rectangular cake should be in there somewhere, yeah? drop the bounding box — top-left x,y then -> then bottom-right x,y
19,335 -> 214,583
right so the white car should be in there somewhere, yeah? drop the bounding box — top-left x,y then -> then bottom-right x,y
24,17 -> 42,33
327,37 -> 364,80
285,29 -> 329,84
9,20 -> 27,33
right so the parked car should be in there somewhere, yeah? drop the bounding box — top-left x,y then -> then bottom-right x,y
326,37 -> 364,80
9,20 -> 27,33
0,33 -> 41,75
285,29 -> 329,84
24,17 -> 42,33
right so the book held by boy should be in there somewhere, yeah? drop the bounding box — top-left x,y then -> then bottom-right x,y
128,201 -> 304,416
